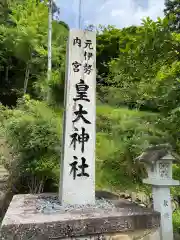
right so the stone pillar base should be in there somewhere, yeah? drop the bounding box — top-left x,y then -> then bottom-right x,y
0,193 -> 160,240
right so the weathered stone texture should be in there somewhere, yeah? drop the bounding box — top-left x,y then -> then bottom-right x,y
0,194 -> 160,240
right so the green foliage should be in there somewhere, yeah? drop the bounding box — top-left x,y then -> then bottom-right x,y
96,25 -> 121,83
164,0 -> 180,33
1,96 -> 61,193
173,209 -> 180,233
0,99 -> 166,193
96,105 -> 166,191
34,20 -> 68,104
101,18 -> 178,111
0,0 -> 68,104
0,0 -> 9,25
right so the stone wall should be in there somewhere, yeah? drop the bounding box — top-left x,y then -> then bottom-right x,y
66,229 -> 161,240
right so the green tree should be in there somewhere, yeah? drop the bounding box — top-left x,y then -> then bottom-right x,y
96,25 -> 121,84
0,0 -> 68,106
98,17 -> 178,111
164,0 -> 180,32
0,0 -> 9,24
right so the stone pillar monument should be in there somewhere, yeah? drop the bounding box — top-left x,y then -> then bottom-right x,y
136,144 -> 180,240
0,30 -> 161,240
59,29 -> 96,205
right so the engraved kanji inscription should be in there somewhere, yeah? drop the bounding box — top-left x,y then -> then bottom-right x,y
73,104 -> 91,124
69,156 -> 89,180
73,37 -> 81,47
70,127 -> 90,153
84,40 -> 93,50
72,61 -> 81,72
84,63 -> 93,75
164,200 -> 168,207
84,51 -> 93,61
73,79 -> 90,102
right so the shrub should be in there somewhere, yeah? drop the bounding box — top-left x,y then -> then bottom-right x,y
1,98 -> 168,194
173,209 -> 180,234
1,96 -> 62,193
96,105 -> 168,192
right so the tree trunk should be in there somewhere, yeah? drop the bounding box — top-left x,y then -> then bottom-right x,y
5,65 -> 8,83
23,61 -> 30,94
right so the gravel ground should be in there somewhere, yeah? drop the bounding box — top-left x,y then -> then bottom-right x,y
36,195 -> 116,214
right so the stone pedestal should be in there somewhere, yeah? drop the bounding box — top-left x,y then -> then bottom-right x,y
0,193 -> 160,240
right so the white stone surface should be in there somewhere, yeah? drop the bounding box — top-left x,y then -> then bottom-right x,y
59,29 -> 96,205
143,178 -> 179,186
152,187 -> 173,240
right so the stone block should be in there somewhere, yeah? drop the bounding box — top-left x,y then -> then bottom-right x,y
0,193 -> 160,240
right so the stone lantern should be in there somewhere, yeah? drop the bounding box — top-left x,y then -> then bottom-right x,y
136,144 -> 180,240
